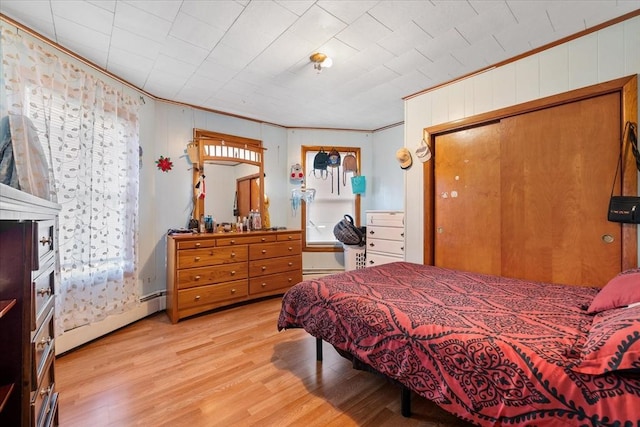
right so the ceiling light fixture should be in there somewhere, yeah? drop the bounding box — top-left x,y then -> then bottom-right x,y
310,52 -> 333,72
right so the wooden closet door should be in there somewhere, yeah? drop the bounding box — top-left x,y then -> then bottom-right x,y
434,122 -> 502,275
500,92 -> 621,286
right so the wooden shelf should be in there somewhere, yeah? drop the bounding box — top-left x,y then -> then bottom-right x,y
0,383 -> 15,413
0,299 -> 16,319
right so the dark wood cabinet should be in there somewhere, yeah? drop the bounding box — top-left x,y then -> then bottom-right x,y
0,183 -> 60,427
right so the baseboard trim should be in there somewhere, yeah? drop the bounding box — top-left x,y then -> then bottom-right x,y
56,296 -> 166,355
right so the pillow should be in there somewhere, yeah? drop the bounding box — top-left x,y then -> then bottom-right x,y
587,269 -> 640,314
571,305 -> 640,374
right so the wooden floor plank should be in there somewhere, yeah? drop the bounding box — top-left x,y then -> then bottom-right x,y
56,297 -> 473,426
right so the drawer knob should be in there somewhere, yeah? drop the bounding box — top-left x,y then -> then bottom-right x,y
194,275 -> 201,280
194,256 -> 201,261
231,288 -> 237,294
230,270 -> 236,275
369,243 -> 375,247
231,252 -> 236,258
262,249 -> 267,254
288,277 -> 293,282
195,243 -> 201,247
195,295 -> 201,301
288,247 -> 293,251
261,282 -> 267,288
369,260 -> 375,264
37,287 -> 52,296
288,236 -> 293,240
369,230 -> 374,235
261,238 -> 266,242
230,240 -> 236,245
288,262 -> 293,266
401,232 -> 405,237
401,246 -> 404,251
37,336 -> 52,349
39,385 -> 53,398
261,266 -> 267,271
40,236 -> 52,246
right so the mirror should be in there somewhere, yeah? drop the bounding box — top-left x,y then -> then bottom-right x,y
191,129 -> 265,226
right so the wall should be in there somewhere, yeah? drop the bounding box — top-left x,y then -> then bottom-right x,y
404,15 -> 640,266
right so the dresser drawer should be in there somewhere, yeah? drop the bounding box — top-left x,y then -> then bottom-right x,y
366,225 -> 404,241
32,307 -> 55,391
176,262 -> 247,289
250,240 -> 301,261
35,220 -> 55,265
366,252 -> 403,267
177,239 -> 216,250
177,280 -> 248,308
216,234 -> 276,246
367,238 -> 404,256
277,232 -> 301,241
249,254 -> 302,277
31,355 -> 55,427
249,270 -> 303,295
366,211 -> 404,227
32,263 -> 55,331
177,246 -> 248,269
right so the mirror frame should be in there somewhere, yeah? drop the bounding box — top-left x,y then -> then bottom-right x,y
191,129 -> 265,222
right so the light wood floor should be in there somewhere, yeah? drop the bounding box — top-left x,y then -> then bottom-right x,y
56,297 -> 475,427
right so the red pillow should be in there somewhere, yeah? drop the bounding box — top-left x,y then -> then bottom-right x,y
587,269 -> 640,314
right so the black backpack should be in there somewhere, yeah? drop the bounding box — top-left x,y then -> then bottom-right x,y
313,148 -> 329,178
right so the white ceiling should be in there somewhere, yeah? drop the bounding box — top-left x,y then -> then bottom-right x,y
1,1 -> 639,130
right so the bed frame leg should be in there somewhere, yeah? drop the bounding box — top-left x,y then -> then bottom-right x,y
401,386 -> 411,417
316,337 -> 323,361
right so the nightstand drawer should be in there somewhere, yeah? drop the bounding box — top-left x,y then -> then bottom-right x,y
177,262 -> 247,289
177,280 -> 248,308
177,246 -> 248,269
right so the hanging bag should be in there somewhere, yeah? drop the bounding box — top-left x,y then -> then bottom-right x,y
328,148 -> 341,194
333,214 -> 365,246
313,148 -> 329,179
342,152 -> 357,184
351,175 -> 366,194
608,122 -> 640,223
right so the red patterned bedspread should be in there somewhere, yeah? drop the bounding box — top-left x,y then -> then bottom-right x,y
277,262 -> 640,426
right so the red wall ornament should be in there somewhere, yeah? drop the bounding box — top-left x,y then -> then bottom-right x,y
156,155 -> 173,172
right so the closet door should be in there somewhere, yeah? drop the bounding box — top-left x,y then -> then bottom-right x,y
434,92 -> 621,286
500,92 -> 620,286
434,122 -> 502,275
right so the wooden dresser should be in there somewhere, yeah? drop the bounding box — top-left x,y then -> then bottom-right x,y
365,210 -> 405,267
166,230 -> 302,323
0,183 -> 61,427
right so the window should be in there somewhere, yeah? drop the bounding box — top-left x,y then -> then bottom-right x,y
301,146 -> 361,251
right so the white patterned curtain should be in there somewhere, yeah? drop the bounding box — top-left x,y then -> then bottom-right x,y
1,27 -> 140,334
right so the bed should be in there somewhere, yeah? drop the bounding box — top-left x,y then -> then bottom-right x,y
277,262 -> 640,426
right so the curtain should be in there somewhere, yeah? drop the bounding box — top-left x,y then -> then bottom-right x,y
1,27 -> 141,334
